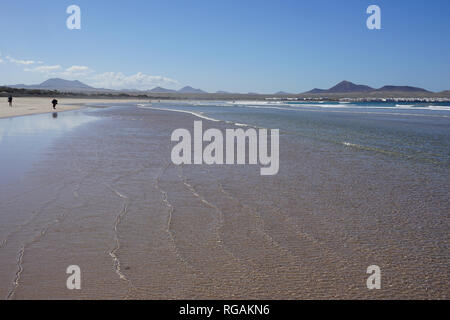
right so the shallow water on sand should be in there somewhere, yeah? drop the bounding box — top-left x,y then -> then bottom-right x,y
0,104 -> 448,299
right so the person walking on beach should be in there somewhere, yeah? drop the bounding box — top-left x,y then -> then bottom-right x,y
52,99 -> 58,110
8,95 -> 13,107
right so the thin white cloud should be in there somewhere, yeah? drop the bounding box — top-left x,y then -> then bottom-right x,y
25,65 -> 62,73
6,55 -> 36,65
4,53 -> 180,90
62,65 -> 94,77
91,72 -> 179,90
66,65 -> 91,73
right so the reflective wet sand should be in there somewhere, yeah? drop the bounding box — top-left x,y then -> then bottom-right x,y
0,106 -> 448,299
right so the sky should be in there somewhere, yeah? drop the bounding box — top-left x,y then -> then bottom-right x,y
0,0 -> 449,93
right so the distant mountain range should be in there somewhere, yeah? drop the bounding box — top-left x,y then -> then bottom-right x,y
10,78 -> 101,92
148,86 -> 208,94
274,91 -> 292,95
177,86 -> 207,94
8,78 -> 440,96
305,80 -> 430,94
9,78 -> 208,94
148,86 -> 176,93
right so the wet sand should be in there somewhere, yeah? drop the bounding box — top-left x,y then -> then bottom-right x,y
0,105 -> 448,299
0,97 -> 144,119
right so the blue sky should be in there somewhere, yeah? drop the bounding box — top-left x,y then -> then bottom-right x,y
1,0 -> 449,93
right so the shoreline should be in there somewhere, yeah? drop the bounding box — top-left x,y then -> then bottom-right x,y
0,97 -> 145,119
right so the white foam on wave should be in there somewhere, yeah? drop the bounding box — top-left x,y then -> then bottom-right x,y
233,103 -> 450,118
289,103 -> 353,108
394,104 -> 450,111
427,105 -> 450,111
289,103 -> 450,112
137,104 -> 220,122
186,101 -> 231,107
343,142 -> 359,148
227,100 -> 286,106
136,104 -> 261,128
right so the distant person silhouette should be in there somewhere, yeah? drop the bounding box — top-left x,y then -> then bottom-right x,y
52,99 -> 58,110
8,95 -> 13,107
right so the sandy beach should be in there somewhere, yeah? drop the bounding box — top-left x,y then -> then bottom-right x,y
0,97 -> 146,119
0,101 -> 448,300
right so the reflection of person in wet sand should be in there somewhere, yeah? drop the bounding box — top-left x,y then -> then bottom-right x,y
8,95 -> 13,107
52,99 -> 58,110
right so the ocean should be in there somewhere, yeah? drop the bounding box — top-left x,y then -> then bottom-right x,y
142,100 -> 450,167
